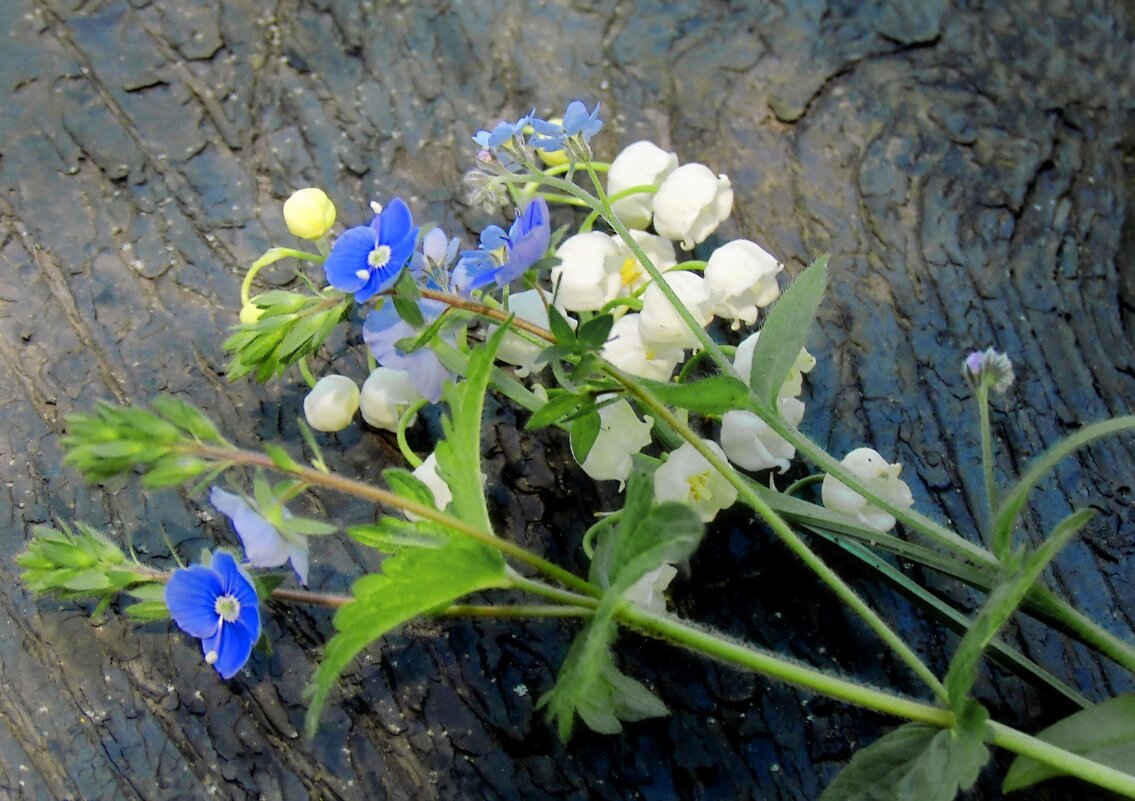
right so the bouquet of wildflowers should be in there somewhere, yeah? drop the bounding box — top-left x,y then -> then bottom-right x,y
22,100 -> 1135,798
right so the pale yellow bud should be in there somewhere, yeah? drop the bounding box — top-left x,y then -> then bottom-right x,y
240,301 -> 264,324
282,188 -> 336,239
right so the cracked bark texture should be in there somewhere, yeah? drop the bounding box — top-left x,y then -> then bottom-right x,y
2,0 -> 1134,799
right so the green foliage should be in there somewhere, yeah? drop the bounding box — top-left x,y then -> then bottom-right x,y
945,508 -> 1093,709
634,374 -> 751,417
382,468 -> 438,510
992,415 -> 1135,557
541,464 -> 704,740
62,398 -> 230,486
18,523 -> 151,602
819,703 -> 991,801
747,254 -> 828,407
568,407 -> 601,462
223,290 -> 352,382
347,519 -> 447,551
1003,694 -> 1135,792
304,542 -> 506,738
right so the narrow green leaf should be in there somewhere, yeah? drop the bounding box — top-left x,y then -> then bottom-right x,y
577,314 -> 614,349
304,542 -> 506,737
1003,694 -> 1135,792
392,295 -> 425,328
525,392 -> 586,431
150,396 -> 225,443
568,407 -> 601,463
748,254 -> 828,406
993,415 -> 1135,556
635,374 -> 751,417
393,267 -> 421,302
124,601 -> 171,621
946,508 -> 1095,708
126,583 -> 167,602
265,444 -> 301,472
282,516 -> 338,536
347,519 -> 447,551
547,305 -> 577,345
140,457 -> 209,489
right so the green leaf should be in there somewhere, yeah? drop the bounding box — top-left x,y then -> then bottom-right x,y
1003,694 -> 1135,792
140,457 -> 209,489
569,407 -> 601,463
265,444 -> 301,472
124,600 -> 171,621
383,468 -> 437,509
992,415 -> 1135,557
392,295 -> 425,328
525,392 -> 586,431
945,508 -> 1094,709
547,305 -> 577,345
635,374 -> 751,417
150,396 -> 226,443
748,254 -> 828,407
819,714 -> 990,801
576,314 -> 614,349
433,321 -> 511,533
281,516 -> 338,536
253,573 -> 287,598
347,519 -> 447,552
304,541 -> 506,738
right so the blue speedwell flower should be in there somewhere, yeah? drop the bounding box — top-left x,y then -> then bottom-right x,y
165,551 -> 261,680
210,486 -> 309,585
323,198 -> 419,304
530,101 -> 603,153
452,197 -> 551,293
363,299 -> 452,402
472,110 -> 533,149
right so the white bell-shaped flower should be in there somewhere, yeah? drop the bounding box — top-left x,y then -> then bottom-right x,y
705,240 -> 783,330
601,314 -> 684,381
606,141 -> 679,230
821,447 -> 915,533
733,331 -> 816,397
612,229 -> 677,296
638,271 -> 714,350
719,396 -> 805,474
493,290 -> 574,377
623,564 -> 678,613
572,397 -> 654,487
652,164 -> 733,250
359,367 -> 423,431
653,439 -> 738,522
406,452 -> 453,521
549,232 -> 623,311
303,374 -> 360,432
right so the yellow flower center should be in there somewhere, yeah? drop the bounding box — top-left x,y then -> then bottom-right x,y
620,256 -> 643,287
686,471 -> 711,502
368,244 -> 392,269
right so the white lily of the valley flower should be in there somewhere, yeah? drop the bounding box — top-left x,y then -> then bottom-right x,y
705,240 -> 783,329
303,374 -> 360,432
624,564 -> 678,613
821,447 -> 915,533
572,397 -> 654,488
404,453 -> 454,522
606,141 -> 679,230
359,367 -> 423,431
612,230 -> 677,295
654,439 -> 738,522
720,395 -> 805,473
638,271 -> 714,350
652,163 -> 733,250
549,232 -> 623,311
733,331 -> 816,397
493,290 -> 574,377
601,314 -> 684,381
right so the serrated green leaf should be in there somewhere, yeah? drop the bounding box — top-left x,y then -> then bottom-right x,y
304,541 -> 506,738
635,374 -> 751,417
945,508 -> 1093,709
569,407 -> 601,463
819,717 -> 990,801
433,321 -> 511,533
1003,694 -> 1135,792
748,254 -> 828,407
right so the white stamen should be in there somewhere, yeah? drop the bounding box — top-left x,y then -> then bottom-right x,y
205,650 -> 219,665
355,268 -> 370,280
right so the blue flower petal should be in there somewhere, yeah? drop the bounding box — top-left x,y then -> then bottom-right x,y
212,552 -> 261,626
378,198 -> 413,246
288,544 -> 311,587
363,302 -> 451,402
479,225 -> 509,251
209,487 -> 291,570
165,566 -> 222,639
562,101 -> 589,133
206,620 -> 255,680
324,226 -> 378,294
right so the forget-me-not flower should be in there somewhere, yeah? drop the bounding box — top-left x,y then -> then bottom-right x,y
323,198 -> 419,304
530,102 -> 602,158
164,551 -> 261,680
472,112 -> 532,150
452,197 -> 551,293
210,486 -> 310,585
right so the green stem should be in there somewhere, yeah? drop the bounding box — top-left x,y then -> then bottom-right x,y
976,383 -> 997,548
192,443 -> 599,598
611,366 -> 948,700
240,247 -> 324,306
988,722 -> 1135,797
297,356 -> 317,389
783,473 -> 825,497
396,397 -> 429,468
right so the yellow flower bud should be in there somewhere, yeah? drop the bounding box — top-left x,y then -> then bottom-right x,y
282,188 -> 336,240
240,301 -> 264,324
533,117 -> 570,167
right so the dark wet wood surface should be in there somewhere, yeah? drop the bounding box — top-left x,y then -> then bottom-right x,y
2,1 -> 1134,799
